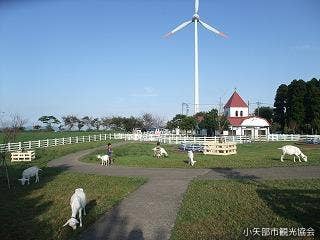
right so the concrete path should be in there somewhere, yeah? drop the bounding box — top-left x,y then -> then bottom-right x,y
48,144 -> 320,240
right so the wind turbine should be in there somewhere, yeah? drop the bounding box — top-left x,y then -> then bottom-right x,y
165,0 -> 227,114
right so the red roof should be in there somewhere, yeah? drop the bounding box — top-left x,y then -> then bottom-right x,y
224,91 -> 248,108
227,117 -> 248,126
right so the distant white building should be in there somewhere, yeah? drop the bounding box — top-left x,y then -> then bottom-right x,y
224,91 -> 270,137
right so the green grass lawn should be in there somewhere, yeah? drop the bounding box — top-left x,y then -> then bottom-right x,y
0,130 -> 115,143
171,179 -> 320,240
0,140 -> 145,240
81,142 -> 320,168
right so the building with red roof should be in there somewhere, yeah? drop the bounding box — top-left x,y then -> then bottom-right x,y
224,91 -> 270,137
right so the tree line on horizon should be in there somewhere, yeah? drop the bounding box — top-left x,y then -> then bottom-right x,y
35,113 -> 165,132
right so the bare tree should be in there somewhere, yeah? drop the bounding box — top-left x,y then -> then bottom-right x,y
153,115 -> 165,128
141,113 -> 165,130
0,114 -> 28,190
1,114 -> 28,143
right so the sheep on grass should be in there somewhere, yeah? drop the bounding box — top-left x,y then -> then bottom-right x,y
278,145 -> 307,162
63,188 -> 87,230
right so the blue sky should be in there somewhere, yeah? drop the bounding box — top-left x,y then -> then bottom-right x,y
1,0 -> 319,125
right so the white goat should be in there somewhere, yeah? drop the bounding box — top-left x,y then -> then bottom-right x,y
63,188 -> 87,230
97,154 -> 110,166
187,150 -> 196,166
18,166 -> 42,185
278,145 -> 307,162
152,147 -> 168,158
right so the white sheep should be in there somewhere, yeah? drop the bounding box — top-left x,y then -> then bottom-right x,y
97,154 -> 110,166
152,147 -> 168,158
18,166 -> 42,185
278,145 -> 307,162
63,188 -> 87,230
187,150 -> 196,166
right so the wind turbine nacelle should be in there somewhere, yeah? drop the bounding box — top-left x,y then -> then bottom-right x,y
192,14 -> 200,21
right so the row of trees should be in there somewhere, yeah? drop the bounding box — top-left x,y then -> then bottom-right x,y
166,108 -> 229,136
36,113 -> 165,132
273,78 -> 320,134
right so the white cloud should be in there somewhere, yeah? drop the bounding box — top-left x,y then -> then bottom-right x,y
291,44 -> 319,51
130,87 -> 158,97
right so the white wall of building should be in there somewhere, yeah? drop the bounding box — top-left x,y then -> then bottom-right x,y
229,107 -> 248,117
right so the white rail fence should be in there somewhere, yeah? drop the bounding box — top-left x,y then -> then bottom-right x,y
1,133 -> 319,153
0,133 -> 114,153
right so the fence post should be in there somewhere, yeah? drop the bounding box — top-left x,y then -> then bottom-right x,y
76,136 -> 79,143
29,141 -> 32,149
88,135 -> 91,142
18,142 -> 22,151
46,139 -> 49,147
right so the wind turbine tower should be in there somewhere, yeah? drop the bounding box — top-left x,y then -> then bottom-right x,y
165,0 -> 227,114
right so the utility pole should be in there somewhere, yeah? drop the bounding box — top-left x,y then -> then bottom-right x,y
181,102 -> 189,115
218,97 -> 224,116
256,101 -> 262,116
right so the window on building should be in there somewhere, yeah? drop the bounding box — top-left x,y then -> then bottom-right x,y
235,111 -> 238,117
240,111 -> 243,117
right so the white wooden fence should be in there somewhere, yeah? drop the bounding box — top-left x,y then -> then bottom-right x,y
1,133 -> 319,153
0,133 -> 114,153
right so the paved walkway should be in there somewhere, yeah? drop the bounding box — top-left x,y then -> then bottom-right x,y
48,144 -> 320,240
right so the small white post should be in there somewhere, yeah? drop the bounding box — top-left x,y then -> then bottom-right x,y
28,141 -> 32,149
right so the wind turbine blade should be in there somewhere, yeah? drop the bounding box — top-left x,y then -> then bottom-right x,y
199,20 -> 228,38
195,0 -> 199,13
164,20 -> 192,37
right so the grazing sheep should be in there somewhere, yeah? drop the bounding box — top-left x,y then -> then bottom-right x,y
63,188 -> 87,230
278,145 -> 307,162
18,166 -> 42,185
152,147 -> 168,158
97,154 -> 110,166
187,150 -> 196,166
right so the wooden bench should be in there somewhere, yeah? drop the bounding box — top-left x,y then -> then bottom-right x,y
203,141 -> 237,155
11,150 -> 35,162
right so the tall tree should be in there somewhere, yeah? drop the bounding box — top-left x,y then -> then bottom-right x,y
141,113 -> 154,130
166,114 -> 187,130
62,115 -> 78,130
304,78 -> 320,134
274,84 -> 288,132
101,117 -> 111,130
122,117 -> 143,132
180,116 -> 197,134
82,116 -> 92,130
38,115 -> 60,131
75,118 -> 85,131
254,106 -> 274,123
287,80 -> 307,133
110,116 -> 125,131
91,118 -> 102,131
